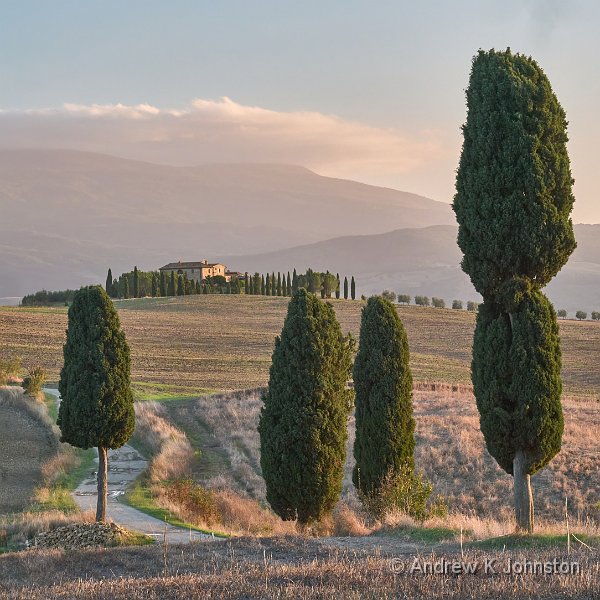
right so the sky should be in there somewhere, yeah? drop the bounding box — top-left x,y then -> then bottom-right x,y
1,0 -> 598,221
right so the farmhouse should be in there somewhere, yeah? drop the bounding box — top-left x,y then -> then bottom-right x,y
159,260 -> 230,283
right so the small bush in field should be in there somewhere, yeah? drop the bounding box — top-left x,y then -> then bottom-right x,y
452,300 -> 463,310
0,356 -> 21,385
22,365 -> 46,396
359,465 -> 447,523
163,478 -> 220,525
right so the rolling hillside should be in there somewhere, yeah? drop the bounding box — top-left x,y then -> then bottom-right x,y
0,149 -> 453,298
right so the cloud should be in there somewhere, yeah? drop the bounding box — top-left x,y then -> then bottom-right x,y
0,97 -> 444,183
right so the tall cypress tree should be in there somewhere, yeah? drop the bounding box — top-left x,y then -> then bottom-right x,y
287,272 -> 292,296
123,277 -> 130,299
151,274 -> 158,297
271,272 -> 276,296
453,49 -> 576,533
168,272 -> 176,296
160,271 -> 167,297
335,273 -> 340,299
282,274 -> 287,296
353,296 -> 414,498
343,276 -> 348,300
195,280 -> 202,294
58,286 -> 134,522
177,274 -> 185,296
265,273 -> 271,296
259,289 -> 353,525
261,275 -> 266,295
248,277 -> 254,295
277,272 -> 282,296
133,266 -> 140,298
105,268 -> 113,296
351,276 -> 356,300
292,268 -> 298,293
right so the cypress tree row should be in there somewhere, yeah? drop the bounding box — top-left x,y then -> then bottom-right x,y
58,286 -> 134,522
351,276 -> 356,300
353,296 -> 414,498
259,289 -> 353,526
344,276 -> 348,300
453,49 -> 576,533
105,268 -> 112,295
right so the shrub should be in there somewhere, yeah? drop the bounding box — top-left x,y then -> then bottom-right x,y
163,478 -> 220,526
381,290 -> 397,302
22,365 -> 46,397
452,300 -> 463,310
591,311 -> 600,321
414,295 -> 429,307
0,356 -> 21,385
359,465 -> 447,523
397,294 -> 411,305
432,297 -> 445,308
466,301 -> 479,312
576,310 -> 587,320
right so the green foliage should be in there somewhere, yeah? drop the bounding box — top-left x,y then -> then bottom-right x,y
21,289 -> 77,306
353,296 -> 414,499
359,465 -> 447,523
592,311 -> 600,321
466,300 -> 479,312
452,300 -> 463,310
151,275 -> 158,297
258,289 -> 353,525
58,286 -> 135,450
576,310 -> 587,320
397,294 -> 410,305
414,295 -> 429,307
343,277 -> 348,300
321,271 -> 338,298
472,290 -> 563,475
123,277 -> 130,299
160,271 -> 167,297
277,272 -> 282,296
556,309 -> 567,319
286,272 -> 292,296
265,273 -> 271,296
106,268 -> 112,295
133,266 -> 140,298
0,356 -> 21,385
381,290 -> 396,303
177,274 -> 185,296
271,272 -> 277,296
22,365 -> 46,396
168,272 -> 175,296
432,297 -> 445,308
351,276 -> 356,300
454,49 -> 576,303
163,478 -> 220,526
335,274 -> 340,299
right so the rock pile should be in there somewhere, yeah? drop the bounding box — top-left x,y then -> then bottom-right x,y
31,522 -> 132,550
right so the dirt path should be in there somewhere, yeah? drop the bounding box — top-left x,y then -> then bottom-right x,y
44,389 -> 215,544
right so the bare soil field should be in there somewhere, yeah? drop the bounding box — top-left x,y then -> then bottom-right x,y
0,536 -> 598,599
0,388 -> 59,514
1,295 -> 599,397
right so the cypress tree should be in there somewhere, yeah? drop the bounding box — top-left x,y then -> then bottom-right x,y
277,272 -> 282,296
343,276 -> 348,300
282,274 -> 287,296
351,276 -> 356,300
195,280 -> 202,294
271,272 -> 276,296
133,266 -> 140,298
292,268 -> 298,293
353,296 -> 414,498
287,272 -> 292,296
168,272 -> 175,296
335,273 -> 340,299
160,271 -> 167,297
151,274 -> 158,297
177,274 -> 185,296
123,277 -> 130,299
453,49 -> 576,533
58,286 -> 134,522
259,289 -> 353,525
244,272 -> 249,294
248,277 -> 254,295
265,273 -> 271,296
105,268 -> 112,296
261,275 -> 266,295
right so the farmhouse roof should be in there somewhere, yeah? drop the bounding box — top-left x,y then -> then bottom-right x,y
159,261 -> 225,270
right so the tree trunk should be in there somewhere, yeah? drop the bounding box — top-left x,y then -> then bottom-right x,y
96,446 -> 108,522
513,449 -> 534,533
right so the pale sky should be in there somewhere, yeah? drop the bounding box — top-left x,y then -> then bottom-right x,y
1,1 -> 598,221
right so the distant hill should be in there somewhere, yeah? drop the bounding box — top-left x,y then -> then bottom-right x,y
223,224 -> 600,314
0,149 -> 454,297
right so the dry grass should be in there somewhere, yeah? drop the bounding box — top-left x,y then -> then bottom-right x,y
165,387 -> 600,533
0,536 -> 598,599
2,296 -> 600,396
